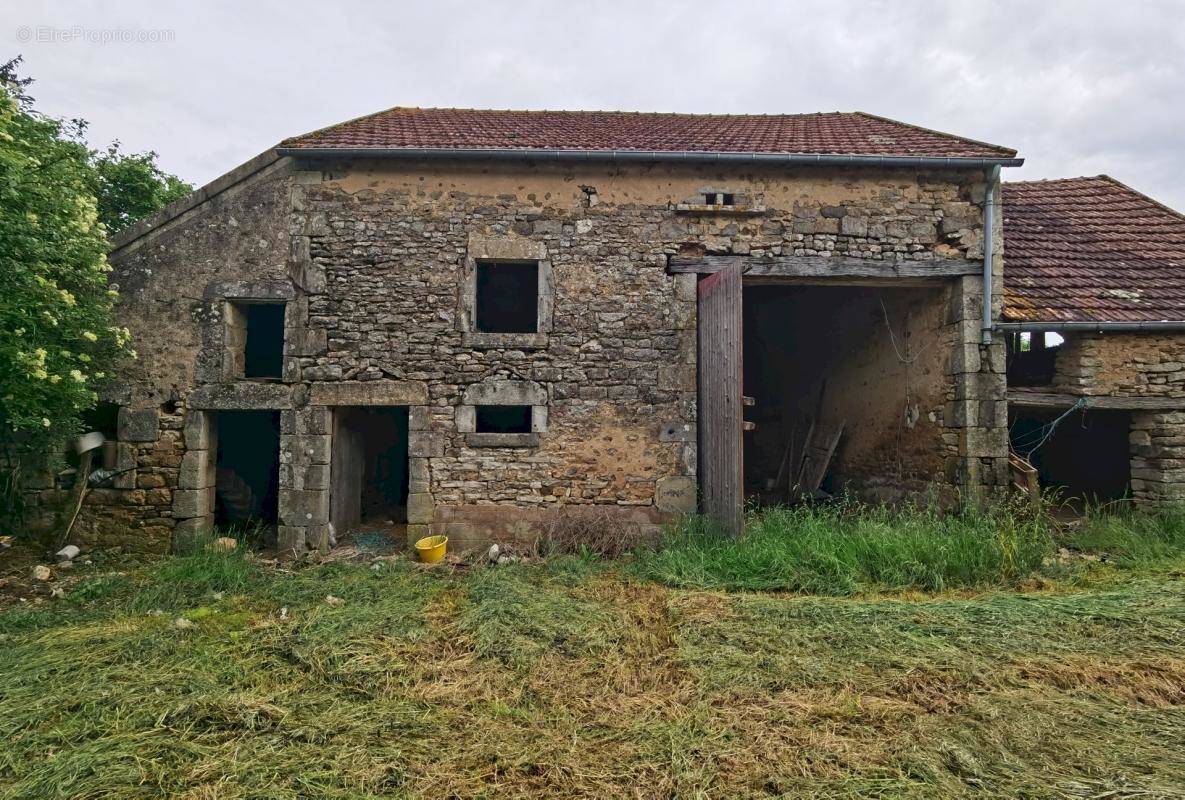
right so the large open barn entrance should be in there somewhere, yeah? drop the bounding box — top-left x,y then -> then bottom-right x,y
741,282 -> 948,506
214,410 -> 281,527
330,407 -> 409,533
1009,406 -> 1131,505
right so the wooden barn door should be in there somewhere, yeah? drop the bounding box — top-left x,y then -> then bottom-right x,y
697,262 -> 744,537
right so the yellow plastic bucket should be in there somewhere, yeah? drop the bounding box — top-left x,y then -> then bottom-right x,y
414,535 -> 448,564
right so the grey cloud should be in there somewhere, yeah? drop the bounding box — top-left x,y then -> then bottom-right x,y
4,0 -> 1182,208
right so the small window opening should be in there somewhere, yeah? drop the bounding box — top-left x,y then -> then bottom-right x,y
80,402 -> 120,470
243,303 -> 285,379
81,402 -> 119,441
475,261 -> 538,333
475,405 -> 532,433
1007,330 -> 1065,387
703,192 -> 735,206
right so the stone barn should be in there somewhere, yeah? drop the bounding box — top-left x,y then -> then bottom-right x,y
1002,176 -> 1185,510
27,108 -> 1027,554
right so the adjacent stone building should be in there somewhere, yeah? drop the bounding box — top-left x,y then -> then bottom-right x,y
1002,176 -> 1185,509
28,108 -> 1029,553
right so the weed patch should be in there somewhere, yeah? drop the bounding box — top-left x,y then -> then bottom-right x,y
634,502 -> 1053,594
1065,508 -> 1185,567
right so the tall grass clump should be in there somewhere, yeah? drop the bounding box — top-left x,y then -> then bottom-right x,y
129,532 -> 258,611
633,499 -> 1054,594
1065,506 -> 1185,566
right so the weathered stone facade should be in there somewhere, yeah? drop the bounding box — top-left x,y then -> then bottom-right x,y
1052,333 -> 1185,399
1050,333 -> 1185,507
26,155 -> 1009,553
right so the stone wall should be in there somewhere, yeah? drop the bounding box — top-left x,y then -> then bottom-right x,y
1053,333 -> 1185,398
26,155 -> 1008,552
21,158 -> 296,550
286,159 -> 1007,547
1130,411 -> 1185,507
1051,333 -> 1185,508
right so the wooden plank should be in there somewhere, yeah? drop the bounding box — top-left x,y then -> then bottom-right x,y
329,409 -> 364,532
668,254 -> 979,279
791,418 -> 817,497
798,421 -> 845,494
1009,451 -> 1041,511
697,261 -> 745,537
1007,390 -> 1185,411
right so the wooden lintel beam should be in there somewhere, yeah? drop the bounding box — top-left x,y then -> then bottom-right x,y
1007,391 -> 1185,411
667,254 -> 979,279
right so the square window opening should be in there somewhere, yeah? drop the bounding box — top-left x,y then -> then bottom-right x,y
242,303 -> 286,379
476,261 -> 538,333
79,401 -> 120,470
475,405 -> 532,433
1007,330 -> 1065,387
81,402 -> 119,442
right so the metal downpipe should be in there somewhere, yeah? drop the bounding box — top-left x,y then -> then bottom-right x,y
982,164 -> 1001,345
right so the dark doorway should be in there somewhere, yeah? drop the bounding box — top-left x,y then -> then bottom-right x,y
740,283 -> 948,505
1009,407 -> 1131,504
214,410 -> 281,526
331,407 -> 409,531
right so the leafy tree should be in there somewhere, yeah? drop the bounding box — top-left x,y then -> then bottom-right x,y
0,71 -> 132,458
92,143 -> 191,234
0,58 -> 191,458
0,58 -> 192,527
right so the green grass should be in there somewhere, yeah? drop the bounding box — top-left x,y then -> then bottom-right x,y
632,501 -> 1056,594
670,579 -> 1185,797
2,514 -> 1185,797
1065,508 -> 1185,567
460,561 -> 622,667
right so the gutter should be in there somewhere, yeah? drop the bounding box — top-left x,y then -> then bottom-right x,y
981,164 -> 1001,344
275,146 -> 1023,169
995,320 -> 1185,333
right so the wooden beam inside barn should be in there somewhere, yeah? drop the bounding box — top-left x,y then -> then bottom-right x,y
1008,389 -> 1185,411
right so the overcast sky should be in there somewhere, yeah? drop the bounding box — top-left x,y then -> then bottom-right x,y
6,1 -> 1184,209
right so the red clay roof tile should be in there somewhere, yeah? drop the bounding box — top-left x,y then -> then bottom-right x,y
280,107 -> 1016,159
1003,177 -> 1185,323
